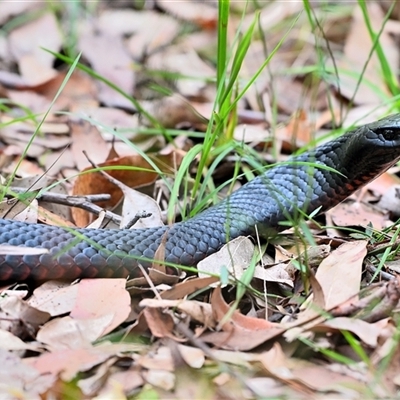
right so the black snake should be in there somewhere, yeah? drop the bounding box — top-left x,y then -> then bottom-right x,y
1,115 -> 400,281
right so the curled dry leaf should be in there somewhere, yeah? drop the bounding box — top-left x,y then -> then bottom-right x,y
258,342 -> 362,393
40,69 -> 99,111
245,377 -> 285,398
126,267 -> 181,292
148,48 -> 214,98
200,287 -> 284,351
284,241 -> 368,341
72,150 -> 182,226
212,287 -> 277,332
233,124 -> 271,144
78,356 -> 121,397
34,279 -> 130,348
254,263 -> 293,287
142,307 -> 185,342
120,184 -> 164,230
160,276 -> 220,300
35,205 -> 76,228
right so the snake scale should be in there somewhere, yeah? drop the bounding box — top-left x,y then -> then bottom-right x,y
1,115 -> 400,281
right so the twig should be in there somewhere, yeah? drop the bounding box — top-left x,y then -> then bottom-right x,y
82,150 -> 153,228
8,188 -> 122,225
365,260 -> 394,281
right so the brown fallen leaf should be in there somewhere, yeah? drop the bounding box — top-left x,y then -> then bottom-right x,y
37,69 -> 99,110
72,150 -> 182,226
70,119 -> 110,171
126,267 -> 180,291
78,356 -> 121,397
28,281 -> 79,317
37,316 -> 99,349
316,240 -> 366,310
124,10 -> 180,58
141,94 -> 208,129
200,287 -> 284,351
368,171 -> 400,196
259,342 -> 363,394
157,0 -> 218,29
329,200 -> 390,230
138,345 -> 174,372
376,184 -> 400,218
28,346 -> 119,382
142,307 -> 185,342
212,287 -> 276,331
284,241 -> 367,340
78,29 -> 134,109
313,317 -> 381,347
8,13 -> 61,86
160,276 -> 220,300
70,279 -> 131,336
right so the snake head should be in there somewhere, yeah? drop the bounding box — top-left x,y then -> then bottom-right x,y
343,114 -> 400,183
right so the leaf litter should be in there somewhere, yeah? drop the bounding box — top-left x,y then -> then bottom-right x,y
0,1 -> 400,399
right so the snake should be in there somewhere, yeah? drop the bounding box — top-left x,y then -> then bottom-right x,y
1,114 -> 400,281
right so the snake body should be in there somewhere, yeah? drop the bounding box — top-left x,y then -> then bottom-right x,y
1,115 -> 400,281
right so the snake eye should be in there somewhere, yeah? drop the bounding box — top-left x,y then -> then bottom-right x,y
375,128 -> 398,141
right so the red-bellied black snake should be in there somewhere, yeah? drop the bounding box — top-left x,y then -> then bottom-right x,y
1,115 -> 400,281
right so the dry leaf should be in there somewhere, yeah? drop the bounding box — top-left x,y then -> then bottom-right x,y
8,13 -> 61,85
72,151 -> 182,226
70,279 -> 131,336
198,236 -> 255,280
79,29 -> 134,109
140,298 -> 214,327
316,240 -> 366,310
